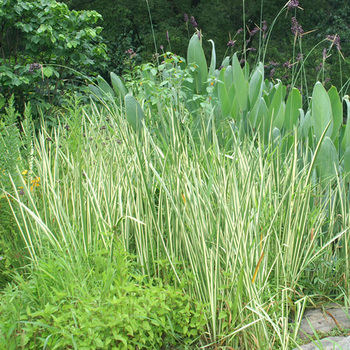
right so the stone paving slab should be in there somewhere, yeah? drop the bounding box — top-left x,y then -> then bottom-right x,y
294,336 -> 350,350
293,304 -> 350,350
298,305 -> 350,339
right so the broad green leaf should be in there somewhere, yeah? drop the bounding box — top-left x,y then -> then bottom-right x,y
97,75 -> 115,98
248,98 -> 262,128
111,330 -> 127,346
218,68 -> 230,117
268,82 -> 284,129
42,66 -> 53,78
249,62 -> 264,108
258,98 -> 270,144
243,61 -> 250,80
110,72 -> 127,100
232,53 -> 248,111
125,94 -> 144,134
263,79 -> 274,95
221,56 -> 230,69
208,39 -> 216,77
187,33 -> 208,94
229,94 -> 240,120
328,86 -> 342,141
311,82 -> 333,140
343,145 -> 350,177
273,102 -> 285,130
285,88 -> 302,131
222,66 -> 237,118
300,109 -> 312,139
341,96 -> 350,152
218,311 -> 227,320
94,338 -> 104,347
88,84 -> 103,100
315,136 -> 338,180
224,65 -> 233,91
272,127 -> 281,142
67,40 -> 78,48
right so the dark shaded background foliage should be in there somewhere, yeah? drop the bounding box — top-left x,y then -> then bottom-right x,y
0,0 -> 109,115
61,0 -> 349,91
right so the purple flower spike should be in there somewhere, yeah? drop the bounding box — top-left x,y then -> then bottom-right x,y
250,26 -> 260,37
190,16 -> 198,28
296,53 -> 303,61
28,63 -> 42,74
327,34 -> 341,51
166,30 -> 169,43
291,17 -> 304,36
236,28 -> 243,34
184,13 -> 189,22
283,61 -> 292,69
227,40 -> 235,47
288,0 -> 299,10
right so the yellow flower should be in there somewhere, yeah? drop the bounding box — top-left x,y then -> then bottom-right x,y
30,177 -> 40,191
22,170 -> 28,176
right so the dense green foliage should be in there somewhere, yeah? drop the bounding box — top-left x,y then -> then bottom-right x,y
93,34 -> 350,184
0,244 -> 206,349
61,0 -> 349,92
0,0 -> 108,114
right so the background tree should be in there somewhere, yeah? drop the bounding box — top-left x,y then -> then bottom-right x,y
61,0 -> 349,94
0,0 -> 109,115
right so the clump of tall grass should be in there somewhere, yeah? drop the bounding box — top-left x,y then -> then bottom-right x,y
1,93 -> 348,348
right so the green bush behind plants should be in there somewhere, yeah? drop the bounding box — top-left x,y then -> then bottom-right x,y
0,0 -> 109,117
0,242 -> 207,349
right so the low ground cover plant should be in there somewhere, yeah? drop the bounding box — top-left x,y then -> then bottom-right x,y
0,243 -> 206,349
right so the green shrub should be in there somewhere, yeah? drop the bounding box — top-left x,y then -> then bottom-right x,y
0,0 -> 109,116
0,243 -> 206,349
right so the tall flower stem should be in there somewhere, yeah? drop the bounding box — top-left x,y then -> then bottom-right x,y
145,0 -> 158,64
